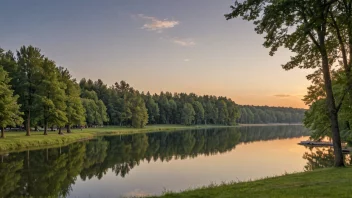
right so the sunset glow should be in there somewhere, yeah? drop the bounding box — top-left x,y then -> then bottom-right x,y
0,0 -> 311,108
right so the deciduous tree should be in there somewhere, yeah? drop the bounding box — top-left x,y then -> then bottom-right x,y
0,67 -> 23,138
226,0 -> 345,166
181,103 -> 195,126
16,46 -> 44,136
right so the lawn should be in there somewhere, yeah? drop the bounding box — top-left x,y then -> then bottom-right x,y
153,167 -> 352,198
0,124 -> 233,152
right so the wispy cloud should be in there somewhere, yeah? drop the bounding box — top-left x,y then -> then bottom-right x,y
274,94 -> 291,98
159,37 -> 196,47
172,38 -> 196,46
136,15 -> 196,46
137,14 -> 179,32
184,59 -> 191,62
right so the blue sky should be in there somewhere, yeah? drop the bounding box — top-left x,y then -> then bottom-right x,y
0,0 -> 311,107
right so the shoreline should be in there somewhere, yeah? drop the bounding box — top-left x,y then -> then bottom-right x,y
151,167 -> 351,198
238,123 -> 303,126
0,123 -> 303,153
0,125 -> 234,153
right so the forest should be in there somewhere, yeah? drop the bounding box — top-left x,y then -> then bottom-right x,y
238,106 -> 305,124
0,126 -> 311,198
0,46 -> 305,138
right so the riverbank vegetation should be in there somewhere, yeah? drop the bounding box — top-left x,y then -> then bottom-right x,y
0,125 -> 233,152
154,167 -> 352,198
0,124 -> 305,152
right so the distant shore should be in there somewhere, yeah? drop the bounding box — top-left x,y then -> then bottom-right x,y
238,123 -> 303,126
0,123 -> 304,153
0,125 -> 234,153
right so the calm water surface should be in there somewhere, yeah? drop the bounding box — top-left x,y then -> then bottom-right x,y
1,125 -> 347,198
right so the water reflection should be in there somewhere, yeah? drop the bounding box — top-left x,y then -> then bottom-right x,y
0,125 -> 310,197
239,125 -> 309,143
303,147 -> 351,171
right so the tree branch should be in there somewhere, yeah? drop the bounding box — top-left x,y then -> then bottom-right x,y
329,10 -> 349,71
336,83 -> 352,112
297,6 -> 321,49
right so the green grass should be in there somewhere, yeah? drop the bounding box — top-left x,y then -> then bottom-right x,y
0,125 -> 233,153
152,167 -> 352,198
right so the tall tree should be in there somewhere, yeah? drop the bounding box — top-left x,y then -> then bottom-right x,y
204,101 -> 215,124
0,49 -> 18,89
217,100 -> 228,125
193,101 -> 205,124
157,93 -> 170,124
16,46 -> 44,136
81,90 -> 108,126
0,66 -> 23,138
59,67 -> 85,133
93,79 -> 109,105
36,58 -> 67,135
81,98 -> 98,127
181,103 -> 195,126
97,100 -> 109,125
168,99 -> 177,124
113,81 -> 133,125
144,93 -> 159,124
226,100 -> 240,125
226,0 -> 345,166
130,93 -> 148,128
106,89 -> 128,125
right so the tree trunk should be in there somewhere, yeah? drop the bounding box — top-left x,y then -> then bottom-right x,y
1,127 -> 4,138
51,126 -> 54,131
44,120 -> 48,135
67,125 -> 71,133
347,121 -> 351,130
26,111 -> 31,136
58,127 -> 63,135
321,53 -> 344,167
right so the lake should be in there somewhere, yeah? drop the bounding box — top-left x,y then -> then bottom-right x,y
1,125 -> 348,198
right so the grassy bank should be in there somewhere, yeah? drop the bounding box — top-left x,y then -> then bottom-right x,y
0,125 -> 233,152
153,167 -> 352,198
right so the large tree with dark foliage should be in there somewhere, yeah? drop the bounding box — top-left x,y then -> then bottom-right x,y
225,0 -> 345,166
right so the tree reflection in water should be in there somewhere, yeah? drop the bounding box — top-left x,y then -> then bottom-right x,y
0,125 -> 310,197
303,147 -> 351,171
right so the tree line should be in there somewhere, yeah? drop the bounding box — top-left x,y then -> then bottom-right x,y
238,106 -> 305,124
0,126 -> 309,197
0,45 -> 307,138
79,79 -> 241,127
0,46 -> 242,138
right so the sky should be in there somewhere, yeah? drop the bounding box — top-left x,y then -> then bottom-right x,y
0,0 -> 312,108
